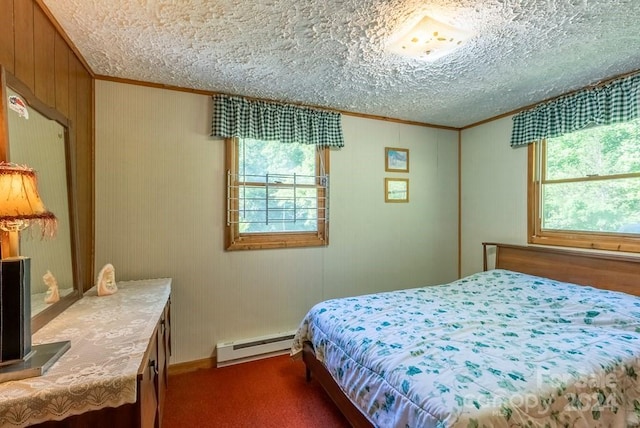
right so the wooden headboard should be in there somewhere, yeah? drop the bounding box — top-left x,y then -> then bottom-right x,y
483,242 -> 640,296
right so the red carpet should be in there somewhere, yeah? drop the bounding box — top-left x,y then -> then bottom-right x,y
163,355 -> 351,427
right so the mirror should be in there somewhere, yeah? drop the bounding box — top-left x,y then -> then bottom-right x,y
1,69 -> 81,331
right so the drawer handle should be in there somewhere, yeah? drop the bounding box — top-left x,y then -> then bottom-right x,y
149,359 -> 158,375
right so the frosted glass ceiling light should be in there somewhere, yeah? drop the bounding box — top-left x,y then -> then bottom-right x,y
388,15 -> 470,61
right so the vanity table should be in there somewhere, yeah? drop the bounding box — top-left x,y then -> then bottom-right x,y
0,278 -> 172,428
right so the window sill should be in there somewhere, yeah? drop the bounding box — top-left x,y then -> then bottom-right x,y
529,233 -> 640,254
226,232 -> 328,251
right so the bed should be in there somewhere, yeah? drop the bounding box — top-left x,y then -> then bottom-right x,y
290,243 -> 640,427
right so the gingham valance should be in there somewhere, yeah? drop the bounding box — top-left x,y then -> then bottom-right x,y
511,73 -> 640,147
211,94 -> 344,148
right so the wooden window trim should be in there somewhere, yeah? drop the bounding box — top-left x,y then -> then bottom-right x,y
225,138 -> 330,251
527,143 -> 640,253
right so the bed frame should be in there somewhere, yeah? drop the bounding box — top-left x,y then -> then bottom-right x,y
301,242 -> 640,427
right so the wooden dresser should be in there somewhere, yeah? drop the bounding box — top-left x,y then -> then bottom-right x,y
0,278 -> 172,428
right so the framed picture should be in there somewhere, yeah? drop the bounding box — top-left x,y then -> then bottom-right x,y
385,178 -> 409,203
385,147 -> 409,172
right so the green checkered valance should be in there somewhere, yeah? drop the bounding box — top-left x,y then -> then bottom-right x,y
211,94 -> 344,148
511,73 -> 640,147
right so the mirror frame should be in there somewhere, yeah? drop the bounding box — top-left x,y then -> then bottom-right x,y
0,66 -> 83,332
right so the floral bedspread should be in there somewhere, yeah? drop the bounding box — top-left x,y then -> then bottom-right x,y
291,269 -> 640,427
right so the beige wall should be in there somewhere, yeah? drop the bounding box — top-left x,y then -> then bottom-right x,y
460,116 -> 528,276
95,80 -> 459,364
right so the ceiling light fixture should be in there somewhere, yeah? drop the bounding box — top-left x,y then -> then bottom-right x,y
387,15 -> 470,61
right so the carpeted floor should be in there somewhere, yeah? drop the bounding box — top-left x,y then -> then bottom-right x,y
163,354 -> 351,427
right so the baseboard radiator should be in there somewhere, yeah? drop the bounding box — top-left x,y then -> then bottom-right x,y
216,330 -> 297,367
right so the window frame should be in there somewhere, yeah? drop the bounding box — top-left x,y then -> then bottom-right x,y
527,141 -> 640,253
225,137 -> 330,251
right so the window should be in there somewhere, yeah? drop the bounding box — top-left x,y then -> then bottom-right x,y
212,94 -> 343,250
528,117 -> 640,252
225,137 -> 329,250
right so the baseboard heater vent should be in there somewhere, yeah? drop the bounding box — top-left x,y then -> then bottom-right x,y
216,331 -> 296,367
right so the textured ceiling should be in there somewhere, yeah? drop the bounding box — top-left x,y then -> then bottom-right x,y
43,0 -> 640,128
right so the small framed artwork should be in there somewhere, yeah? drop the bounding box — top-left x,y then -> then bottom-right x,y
385,147 -> 409,172
385,178 -> 409,203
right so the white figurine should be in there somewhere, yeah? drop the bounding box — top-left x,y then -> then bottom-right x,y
43,270 -> 60,304
96,263 -> 118,296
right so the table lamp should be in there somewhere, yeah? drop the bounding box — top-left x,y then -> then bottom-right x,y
0,162 -> 69,382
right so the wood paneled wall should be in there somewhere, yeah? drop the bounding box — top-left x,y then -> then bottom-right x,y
0,0 -> 94,290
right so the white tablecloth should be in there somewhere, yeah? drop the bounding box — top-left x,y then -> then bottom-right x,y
0,278 -> 171,427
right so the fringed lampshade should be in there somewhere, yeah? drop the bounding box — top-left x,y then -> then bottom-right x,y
0,163 -> 56,257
